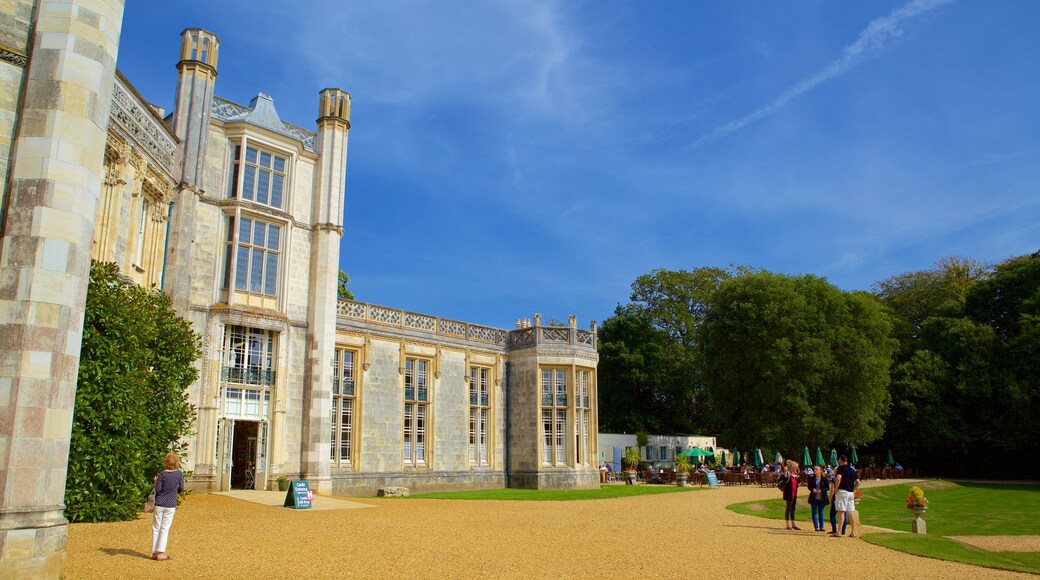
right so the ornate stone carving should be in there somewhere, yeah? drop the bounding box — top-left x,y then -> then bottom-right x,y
0,45 -> 28,67
110,76 -> 177,175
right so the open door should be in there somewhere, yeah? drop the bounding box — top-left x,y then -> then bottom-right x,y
254,421 -> 269,490
218,419 -> 234,491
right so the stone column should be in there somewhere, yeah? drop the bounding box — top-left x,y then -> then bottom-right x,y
0,1 -> 125,577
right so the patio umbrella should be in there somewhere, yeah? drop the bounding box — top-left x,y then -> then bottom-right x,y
815,448 -> 825,467
850,447 -> 859,465
754,448 -> 764,468
721,451 -> 727,466
829,448 -> 838,467
887,449 -> 895,465
680,448 -> 714,459
733,448 -> 739,465
774,451 -> 783,464
802,447 -> 811,467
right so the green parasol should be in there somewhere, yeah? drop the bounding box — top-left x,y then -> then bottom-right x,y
850,446 -> 859,465
721,451 -> 727,466
802,447 -> 811,467
814,447 -> 825,467
680,448 -> 714,459
829,448 -> 838,467
887,449 -> 895,465
733,449 -> 739,465
754,448 -> 764,468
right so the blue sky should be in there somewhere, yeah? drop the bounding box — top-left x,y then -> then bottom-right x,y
118,1 -> 1040,330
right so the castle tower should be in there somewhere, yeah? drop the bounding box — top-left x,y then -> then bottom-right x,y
0,1 -> 126,576
506,316 -> 600,489
164,28 -> 219,311
301,89 -> 351,492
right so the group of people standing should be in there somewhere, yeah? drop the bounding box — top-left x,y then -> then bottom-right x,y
778,454 -> 859,537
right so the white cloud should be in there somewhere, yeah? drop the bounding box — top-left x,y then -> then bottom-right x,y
689,0 -> 955,149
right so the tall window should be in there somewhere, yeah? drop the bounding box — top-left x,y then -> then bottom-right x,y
403,358 -> 429,466
222,326 -> 275,420
331,348 -> 356,465
133,197 -> 148,266
541,368 -> 567,465
469,366 -> 490,465
228,144 -> 287,209
576,369 -> 591,466
226,215 -> 281,296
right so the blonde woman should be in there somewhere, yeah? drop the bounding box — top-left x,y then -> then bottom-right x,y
151,453 -> 185,561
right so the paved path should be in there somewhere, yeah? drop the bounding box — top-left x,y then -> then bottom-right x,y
214,489 -> 376,511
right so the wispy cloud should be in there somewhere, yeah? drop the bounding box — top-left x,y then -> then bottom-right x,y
688,0 -> 955,149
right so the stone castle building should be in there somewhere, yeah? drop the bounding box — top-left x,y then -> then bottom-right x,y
0,4 -> 597,575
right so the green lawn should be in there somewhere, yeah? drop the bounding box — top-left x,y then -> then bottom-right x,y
727,480 -> 1040,574
405,484 -> 701,501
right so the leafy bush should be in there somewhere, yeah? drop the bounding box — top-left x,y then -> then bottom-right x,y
64,262 -> 200,522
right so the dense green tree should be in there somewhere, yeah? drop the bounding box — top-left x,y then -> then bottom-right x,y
699,272 -> 896,456
337,270 -> 355,300
65,262 -> 200,522
878,252 -> 1040,477
596,307 -> 691,433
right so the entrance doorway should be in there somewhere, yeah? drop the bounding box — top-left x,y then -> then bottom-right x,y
232,421 -> 258,489
217,418 -> 269,491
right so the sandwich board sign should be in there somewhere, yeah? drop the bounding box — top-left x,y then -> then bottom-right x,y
284,480 -> 312,509
705,471 -> 720,488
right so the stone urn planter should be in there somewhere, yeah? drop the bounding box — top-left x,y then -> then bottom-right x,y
908,506 -> 927,534
676,472 -> 689,487
624,470 -> 638,485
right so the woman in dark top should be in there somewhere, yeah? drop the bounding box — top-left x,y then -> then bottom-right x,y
780,460 -> 801,530
151,453 -> 186,561
806,465 -> 830,531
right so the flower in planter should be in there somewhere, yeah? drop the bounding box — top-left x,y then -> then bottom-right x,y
905,486 -> 928,508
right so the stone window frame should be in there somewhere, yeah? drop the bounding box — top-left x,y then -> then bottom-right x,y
223,211 -> 285,298
467,365 -> 493,466
331,347 -> 361,468
226,138 -> 291,211
403,356 -> 432,468
540,367 -> 569,466
575,368 -> 593,467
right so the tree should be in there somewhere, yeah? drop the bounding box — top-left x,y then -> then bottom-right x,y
876,252 -> 1039,477
596,307 -> 691,433
337,270 -> 354,300
699,272 -> 896,455
65,262 -> 200,522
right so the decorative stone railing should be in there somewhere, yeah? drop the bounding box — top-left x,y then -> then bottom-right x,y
336,300 -> 509,346
111,74 -> 178,175
336,300 -> 596,350
335,300 -> 597,350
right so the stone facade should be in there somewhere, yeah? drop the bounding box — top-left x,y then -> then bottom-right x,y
0,16 -> 601,576
0,1 -> 126,577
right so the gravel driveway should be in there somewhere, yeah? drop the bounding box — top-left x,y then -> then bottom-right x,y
65,482 -> 1030,579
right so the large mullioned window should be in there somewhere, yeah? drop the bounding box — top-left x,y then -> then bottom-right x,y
403,358 -> 429,466
331,348 -> 356,466
228,144 -> 287,209
221,325 -> 275,420
469,366 -> 490,465
541,368 -> 567,465
576,369 -> 591,466
224,215 -> 281,296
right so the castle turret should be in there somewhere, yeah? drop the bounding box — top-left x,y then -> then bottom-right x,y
301,88 -> 352,491
164,28 -> 219,311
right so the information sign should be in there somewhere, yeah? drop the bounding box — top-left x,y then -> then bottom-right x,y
284,480 -> 312,509
705,471 -> 720,487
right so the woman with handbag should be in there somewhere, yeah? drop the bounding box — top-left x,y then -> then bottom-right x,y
151,453 -> 186,561
779,460 -> 801,530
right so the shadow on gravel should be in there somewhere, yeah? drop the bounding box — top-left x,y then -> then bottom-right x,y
99,547 -> 152,560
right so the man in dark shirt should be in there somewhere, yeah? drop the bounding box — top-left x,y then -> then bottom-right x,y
832,455 -> 859,537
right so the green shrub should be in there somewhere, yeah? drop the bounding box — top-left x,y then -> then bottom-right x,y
64,262 -> 200,522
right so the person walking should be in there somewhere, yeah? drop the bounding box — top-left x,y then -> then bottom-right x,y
831,454 -> 859,538
780,460 -> 801,530
152,452 -> 186,560
806,465 -> 829,531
